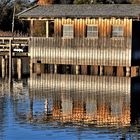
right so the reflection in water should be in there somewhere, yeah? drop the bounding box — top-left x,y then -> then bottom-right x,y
0,96 -> 4,140
131,78 -> 140,125
1,74 -> 140,139
0,79 -> 9,140
29,74 -> 131,127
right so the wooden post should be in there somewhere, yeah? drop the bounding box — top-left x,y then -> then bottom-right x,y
2,57 -> 5,78
71,65 -> 79,75
35,63 -> 45,74
17,58 -> 22,80
41,64 -> 45,73
104,66 -> 114,76
81,65 -> 87,75
100,65 -> 103,76
36,63 -> 41,74
46,20 -> 49,38
131,66 -> 139,77
90,65 -> 98,75
48,64 -> 54,73
126,67 -> 130,77
5,55 -> 8,76
30,20 -> 34,37
76,65 -> 79,75
9,39 -> 12,83
61,65 -> 66,74
54,64 -> 57,74
117,66 -> 125,77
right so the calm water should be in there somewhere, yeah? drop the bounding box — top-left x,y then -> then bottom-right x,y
0,73 -> 140,140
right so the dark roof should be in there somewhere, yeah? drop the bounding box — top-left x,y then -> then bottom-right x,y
17,4 -> 140,19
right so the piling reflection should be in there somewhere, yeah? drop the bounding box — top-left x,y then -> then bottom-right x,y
0,97 -> 4,140
0,79 -> 9,140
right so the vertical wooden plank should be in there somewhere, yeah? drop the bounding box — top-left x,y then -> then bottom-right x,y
59,19 -> 62,37
124,18 -> 127,37
129,19 -> 132,66
30,19 -> 34,37
55,18 -> 58,37
46,20 -> 49,38
74,19 -> 77,38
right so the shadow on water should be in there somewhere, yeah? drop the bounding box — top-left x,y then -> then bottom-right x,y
131,77 -> 140,125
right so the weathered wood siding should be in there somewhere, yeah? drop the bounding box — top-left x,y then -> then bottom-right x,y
30,37 -> 131,66
31,18 -> 132,38
53,18 -> 132,38
30,18 -> 132,66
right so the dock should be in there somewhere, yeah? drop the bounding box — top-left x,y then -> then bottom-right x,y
0,37 -> 29,57
0,36 -> 139,78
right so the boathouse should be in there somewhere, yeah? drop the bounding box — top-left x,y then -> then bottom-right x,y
17,4 -> 140,76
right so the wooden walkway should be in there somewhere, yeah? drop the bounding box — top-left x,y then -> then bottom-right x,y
0,37 -> 29,56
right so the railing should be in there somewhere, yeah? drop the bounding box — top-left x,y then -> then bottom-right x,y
0,37 -> 29,53
30,37 -> 132,66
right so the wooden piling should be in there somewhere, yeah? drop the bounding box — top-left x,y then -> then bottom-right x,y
9,39 -> 12,83
5,56 -> 8,76
35,63 -> 41,74
71,65 -> 79,75
2,57 -> 5,78
90,65 -> 99,75
54,64 -> 57,74
131,66 -> 139,77
76,65 -> 79,75
48,64 -> 54,73
81,65 -> 87,75
104,66 -> 114,76
100,66 -> 104,76
117,66 -> 125,77
17,58 -> 22,79
126,67 -> 130,77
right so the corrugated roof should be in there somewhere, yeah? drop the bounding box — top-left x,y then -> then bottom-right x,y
17,4 -> 140,18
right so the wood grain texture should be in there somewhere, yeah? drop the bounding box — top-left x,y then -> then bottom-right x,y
30,37 -> 131,66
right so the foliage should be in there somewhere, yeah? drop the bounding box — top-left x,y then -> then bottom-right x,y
0,0 -> 31,33
0,0 -> 140,35
37,0 -> 54,4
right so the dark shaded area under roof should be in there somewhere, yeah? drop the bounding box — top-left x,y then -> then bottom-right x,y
17,4 -> 140,19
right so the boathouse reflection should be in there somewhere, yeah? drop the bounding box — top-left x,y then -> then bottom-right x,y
28,74 -> 131,127
8,74 -> 140,128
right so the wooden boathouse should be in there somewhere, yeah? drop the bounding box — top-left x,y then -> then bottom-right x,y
17,4 -> 140,76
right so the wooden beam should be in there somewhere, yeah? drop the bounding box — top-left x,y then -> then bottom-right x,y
46,20 -> 49,38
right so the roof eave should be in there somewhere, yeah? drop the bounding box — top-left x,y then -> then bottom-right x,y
18,15 -> 138,20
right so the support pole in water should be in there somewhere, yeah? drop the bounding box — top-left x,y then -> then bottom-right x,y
9,39 -> 12,83
9,0 -> 16,84
54,64 -> 57,74
2,57 -> 5,78
17,58 -> 22,80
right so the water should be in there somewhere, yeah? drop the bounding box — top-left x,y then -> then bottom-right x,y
0,72 -> 140,139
